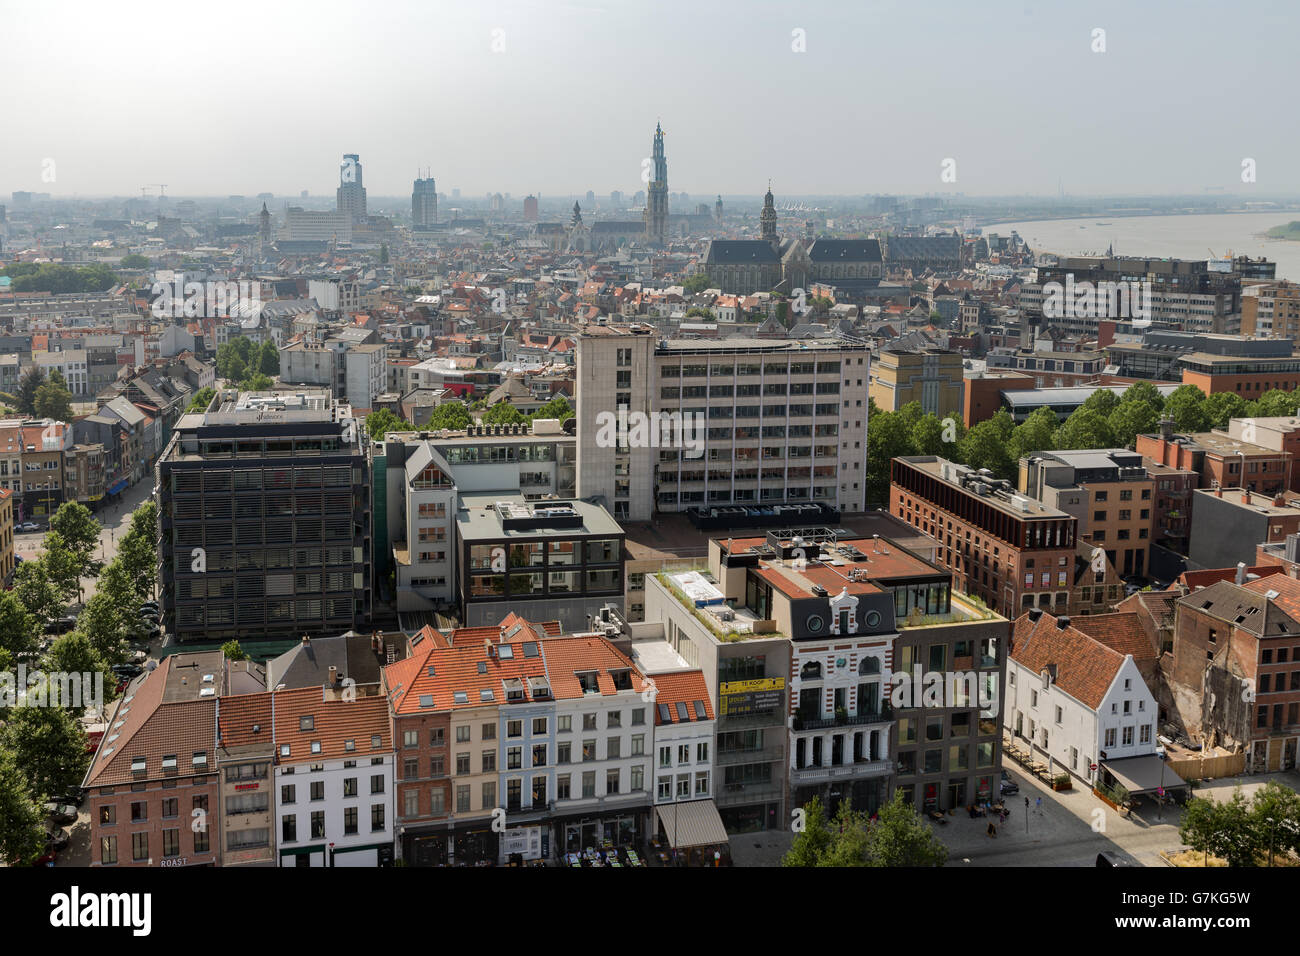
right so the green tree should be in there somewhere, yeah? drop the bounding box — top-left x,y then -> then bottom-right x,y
1,704 -> 90,801
530,396 -> 574,422
40,532 -> 83,605
1122,381 -> 1165,412
13,366 -> 45,416
1179,789 -> 1256,867
216,337 -> 256,382
482,402 -> 526,425
222,640 -> 246,661
1108,401 -> 1161,448
379,243 -> 390,265
782,797 -> 834,867
75,588 -> 131,665
258,340 -> 280,376
685,306 -> 714,319
1249,781 -> 1300,865
958,413 -> 1014,478
1080,389 -> 1121,417
240,372 -> 273,391
0,591 -> 38,659
863,789 -> 948,867
1164,384 -> 1209,433
33,374 -> 74,422
819,800 -> 872,867
1053,408 -> 1115,450
866,410 -> 917,504
11,560 -> 64,637
119,253 -> 150,269
118,502 -> 159,598
42,632 -> 115,708
1255,389 -> 1300,418
1203,391 -> 1250,430
365,408 -> 408,441
0,749 -> 47,865
682,272 -> 711,293
187,386 -> 215,413
48,502 -> 102,596
1009,406 -> 1058,460
911,414 -> 949,457
425,402 -> 472,431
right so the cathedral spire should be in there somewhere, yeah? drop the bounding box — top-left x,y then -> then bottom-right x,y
760,183 -> 777,242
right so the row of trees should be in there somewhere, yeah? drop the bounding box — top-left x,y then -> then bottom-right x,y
0,367 -> 75,422
783,793 -> 948,867
0,263 -> 119,294
866,383 -> 1300,505
215,338 -> 280,389
1180,782 -> 1300,867
0,501 -> 159,863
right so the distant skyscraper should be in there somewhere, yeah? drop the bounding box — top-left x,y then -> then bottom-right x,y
586,190 -> 595,203
523,195 -> 539,221
337,153 -> 367,220
715,195 -> 723,224
643,122 -> 668,245
610,190 -> 623,205
452,188 -> 461,199
412,175 -> 438,226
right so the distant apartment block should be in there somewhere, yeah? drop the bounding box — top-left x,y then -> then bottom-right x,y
575,325 -> 869,522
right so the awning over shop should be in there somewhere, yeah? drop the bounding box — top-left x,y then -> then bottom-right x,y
107,478 -> 128,495
655,800 -> 729,849
1101,754 -> 1187,796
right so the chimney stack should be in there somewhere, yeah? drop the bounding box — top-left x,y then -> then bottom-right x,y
328,665 -> 338,685
1159,416 -> 1174,442
1056,615 -> 1070,630
1235,562 -> 1247,586
1243,491 -> 1251,504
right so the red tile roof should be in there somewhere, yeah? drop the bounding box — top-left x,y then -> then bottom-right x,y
647,671 -> 713,724
1178,566 -> 1284,590
271,687 -> 391,763
1010,612 -> 1127,710
1069,612 -> 1158,663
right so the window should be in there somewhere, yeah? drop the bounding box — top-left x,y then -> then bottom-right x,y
1105,728 -> 1117,748
371,774 -> 384,794
132,832 -> 148,862
482,750 -> 496,772
1054,706 -> 1062,724
430,754 -> 445,776
507,720 -> 522,738
193,826 -> 209,854
403,790 -> 419,817
556,742 -> 570,764
659,746 -> 671,768
631,734 -> 645,756
533,717 -> 548,735
455,725 -> 471,743
631,708 -> 645,726
282,815 -> 297,843
1140,724 -> 1152,744
403,730 -> 418,748
607,738 -> 621,760
342,778 -> 357,798
583,713 -> 598,731
507,748 -> 521,770
1122,726 -> 1134,746
557,775 -> 571,800
457,785 -> 471,813
556,716 -> 571,733
482,782 -> 495,809
631,766 -> 644,792
483,722 -> 496,740
99,805 -> 116,825
582,772 -> 596,798
583,740 -> 597,762
101,836 -> 117,865
310,781 -> 325,801
162,828 -> 180,858
131,802 -> 146,823
372,804 -> 385,831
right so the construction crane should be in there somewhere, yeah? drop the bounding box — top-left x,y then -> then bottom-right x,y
151,184 -> 168,198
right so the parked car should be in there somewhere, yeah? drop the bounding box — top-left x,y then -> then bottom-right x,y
17,521 -> 39,533
999,770 -> 1019,796
42,803 -> 77,825
46,615 -> 78,635
111,663 -> 143,678
139,601 -> 159,612
146,627 -> 161,641
54,788 -> 85,807
44,825 -> 70,852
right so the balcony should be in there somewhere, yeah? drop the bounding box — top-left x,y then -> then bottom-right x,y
790,759 -> 894,784
792,704 -> 892,731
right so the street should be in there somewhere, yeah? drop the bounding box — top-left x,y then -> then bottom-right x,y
14,478 -> 156,604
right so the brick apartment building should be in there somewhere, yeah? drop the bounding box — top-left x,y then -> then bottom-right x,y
891,455 -> 1079,618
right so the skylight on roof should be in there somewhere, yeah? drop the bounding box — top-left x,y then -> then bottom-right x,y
522,642 -> 538,658
498,644 -> 514,659
454,691 -> 469,704
419,694 -> 434,708
480,689 -> 494,701
693,700 -> 707,719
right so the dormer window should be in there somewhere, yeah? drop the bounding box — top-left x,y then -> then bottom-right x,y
576,671 -> 599,694
801,661 -> 822,681
131,757 -> 146,774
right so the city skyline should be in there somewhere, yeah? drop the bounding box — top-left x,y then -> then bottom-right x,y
4,0 -> 1299,198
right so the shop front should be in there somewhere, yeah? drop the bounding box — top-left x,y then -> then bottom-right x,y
404,822 -> 499,867
555,808 -> 646,857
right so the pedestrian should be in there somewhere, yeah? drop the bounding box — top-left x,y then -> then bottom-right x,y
1036,796 -> 1042,814
987,821 -> 997,838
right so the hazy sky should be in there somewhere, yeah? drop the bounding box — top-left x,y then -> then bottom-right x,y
4,0 -> 1298,200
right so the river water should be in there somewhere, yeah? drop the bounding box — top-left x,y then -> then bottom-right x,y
986,212 -> 1300,281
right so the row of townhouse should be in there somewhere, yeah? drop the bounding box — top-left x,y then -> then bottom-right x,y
84,651 -> 395,868
85,625 -> 719,867
383,615 -> 717,865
